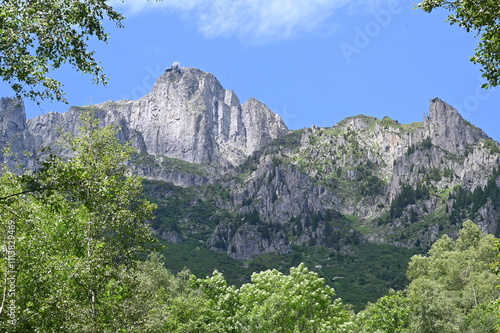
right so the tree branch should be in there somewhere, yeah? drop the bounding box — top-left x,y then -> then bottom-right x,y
0,186 -> 53,202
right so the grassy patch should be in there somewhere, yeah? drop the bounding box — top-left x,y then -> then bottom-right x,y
268,129 -> 304,150
349,216 -> 378,235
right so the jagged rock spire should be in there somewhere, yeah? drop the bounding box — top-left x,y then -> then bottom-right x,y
423,98 -> 488,153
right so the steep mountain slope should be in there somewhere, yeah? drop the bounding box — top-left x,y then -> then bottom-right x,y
0,98 -> 36,170
202,98 -> 499,259
9,66 -> 288,185
139,96 -> 500,309
1,68 -> 500,310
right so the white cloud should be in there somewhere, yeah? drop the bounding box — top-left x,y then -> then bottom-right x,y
114,0 -> 352,41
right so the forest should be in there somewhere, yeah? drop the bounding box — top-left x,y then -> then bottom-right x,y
0,117 -> 498,332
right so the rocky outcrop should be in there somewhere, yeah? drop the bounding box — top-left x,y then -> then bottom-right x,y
389,99 -> 495,195
21,67 -> 289,185
0,98 -> 36,169
120,67 -> 289,167
422,98 -> 488,153
208,220 -> 290,260
207,98 -> 500,256
241,98 -> 289,154
0,97 -> 27,137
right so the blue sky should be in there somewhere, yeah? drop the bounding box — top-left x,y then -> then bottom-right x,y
10,0 -> 500,141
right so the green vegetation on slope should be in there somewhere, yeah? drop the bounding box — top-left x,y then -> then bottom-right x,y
1,114 -> 498,331
142,178 -> 416,311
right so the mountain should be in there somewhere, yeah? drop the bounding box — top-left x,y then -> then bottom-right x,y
5,66 -> 288,185
2,67 -> 500,310
195,97 -> 499,259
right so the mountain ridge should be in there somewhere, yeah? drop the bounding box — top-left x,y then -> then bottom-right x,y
205,97 -> 500,258
2,67 -> 500,309
3,67 -> 289,186
1,67 -> 500,286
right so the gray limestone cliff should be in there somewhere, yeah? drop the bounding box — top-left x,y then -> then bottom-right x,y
423,98 -> 487,153
23,67 -> 289,185
0,98 -> 36,169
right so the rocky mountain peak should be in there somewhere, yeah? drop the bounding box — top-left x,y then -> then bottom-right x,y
241,97 -> 290,154
145,67 -> 221,103
422,97 -> 488,153
2,84 -> 500,266
124,66 -> 289,168
4,67 -> 290,185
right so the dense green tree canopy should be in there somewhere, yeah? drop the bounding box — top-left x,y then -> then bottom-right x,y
0,0 -> 124,102
406,221 -> 499,332
417,0 -> 500,88
355,221 -> 500,333
355,290 -> 410,332
0,111 -> 157,332
193,263 -> 354,333
235,264 -> 353,333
